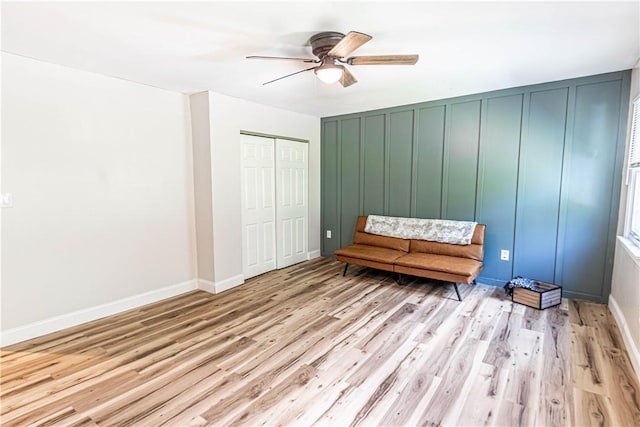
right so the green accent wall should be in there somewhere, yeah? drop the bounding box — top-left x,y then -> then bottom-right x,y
321,71 -> 631,303
363,115 -> 385,215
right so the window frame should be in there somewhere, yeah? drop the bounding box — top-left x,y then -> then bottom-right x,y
627,169 -> 640,245
624,96 -> 640,247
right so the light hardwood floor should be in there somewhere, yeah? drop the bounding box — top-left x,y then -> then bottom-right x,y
2,257 -> 639,426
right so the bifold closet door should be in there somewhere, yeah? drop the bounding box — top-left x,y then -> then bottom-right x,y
240,134 -> 276,279
275,139 -> 308,269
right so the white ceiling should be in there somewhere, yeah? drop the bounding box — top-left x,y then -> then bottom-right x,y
2,1 -> 639,117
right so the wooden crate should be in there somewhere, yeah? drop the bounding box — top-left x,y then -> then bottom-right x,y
512,281 -> 562,310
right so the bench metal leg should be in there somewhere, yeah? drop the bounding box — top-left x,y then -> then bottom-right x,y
343,263 -> 349,277
397,273 -> 402,285
453,283 -> 462,301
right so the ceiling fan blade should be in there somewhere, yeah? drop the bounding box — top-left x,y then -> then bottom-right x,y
262,66 -> 317,85
247,55 -> 318,63
340,68 -> 358,88
348,55 -> 419,65
327,31 -> 372,58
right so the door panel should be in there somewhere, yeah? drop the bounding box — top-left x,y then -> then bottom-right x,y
276,139 -> 309,268
241,134 -> 276,279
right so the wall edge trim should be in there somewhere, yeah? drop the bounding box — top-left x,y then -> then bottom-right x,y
214,274 -> 244,293
609,293 -> 640,381
197,279 -> 216,294
0,279 -> 198,347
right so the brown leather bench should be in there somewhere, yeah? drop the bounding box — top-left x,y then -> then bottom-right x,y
335,216 -> 486,300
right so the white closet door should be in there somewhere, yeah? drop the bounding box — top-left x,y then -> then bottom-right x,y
240,134 -> 276,279
275,139 -> 308,269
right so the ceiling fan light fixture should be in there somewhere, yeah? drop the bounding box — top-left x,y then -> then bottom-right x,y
314,60 -> 343,84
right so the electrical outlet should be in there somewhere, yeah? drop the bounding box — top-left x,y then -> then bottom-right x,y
326,230 -> 332,239
500,249 -> 510,261
0,193 -> 12,208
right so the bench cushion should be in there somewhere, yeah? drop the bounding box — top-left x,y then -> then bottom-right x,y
394,253 -> 482,278
410,239 -> 483,261
354,231 -> 410,252
335,244 -> 406,264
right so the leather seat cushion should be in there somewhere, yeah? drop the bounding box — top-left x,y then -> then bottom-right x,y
335,244 -> 406,264
354,231 -> 409,252
394,253 -> 482,277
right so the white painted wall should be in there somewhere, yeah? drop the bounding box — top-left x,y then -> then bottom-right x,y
1,53 -> 196,333
610,62 -> 640,378
208,92 -> 321,288
190,92 -> 214,283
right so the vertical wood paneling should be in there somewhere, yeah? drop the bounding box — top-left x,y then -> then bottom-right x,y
443,100 -> 481,221
321,120 -> 339,254
415,106 -> 446,219
513,88 -> 568,283
363,115 -> 385,215
556,80 -> 622,297
476,94 -> 523,281
388,110 -> 414,217
340,118 -> 361,248
320,71 -> 630,302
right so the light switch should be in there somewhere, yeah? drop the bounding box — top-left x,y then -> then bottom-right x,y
0,193 -> 12,208
326,230 -> 332,239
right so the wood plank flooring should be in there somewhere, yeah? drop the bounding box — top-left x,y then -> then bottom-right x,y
2,257 -> 639,426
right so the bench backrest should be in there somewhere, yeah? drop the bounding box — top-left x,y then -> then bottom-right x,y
410,224 -> 485,261
354,215 -> 485,261
353,216 -> 410,252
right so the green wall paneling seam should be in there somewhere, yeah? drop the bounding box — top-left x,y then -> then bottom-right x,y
475,94 -> 523,282
340,118 -> 362,248
442,100 -> 481,221
321,120 -> 339,255
513,87 -> 569,284
359,117 -> 366,215
388,110 -> 415,217
410,108 -> 419,217
415,106 -> 446,219
384,113 -> 392,215
556,80 -> 625,299
363,114 -> 386,216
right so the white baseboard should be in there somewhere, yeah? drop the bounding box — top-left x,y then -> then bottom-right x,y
197,279 -> 216,294
1,279 -> 198,348
214,274 -> 244,293
609,294 -> 640,380
307,249 -> 321,260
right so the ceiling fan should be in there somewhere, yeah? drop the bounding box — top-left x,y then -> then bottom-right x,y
247,31 -> 419,87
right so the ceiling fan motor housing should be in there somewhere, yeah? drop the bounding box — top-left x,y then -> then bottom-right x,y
309,32 -> 345,58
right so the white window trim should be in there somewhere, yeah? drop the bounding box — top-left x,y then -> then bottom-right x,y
618,236 -> 640,266
621,95 -> 640,258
